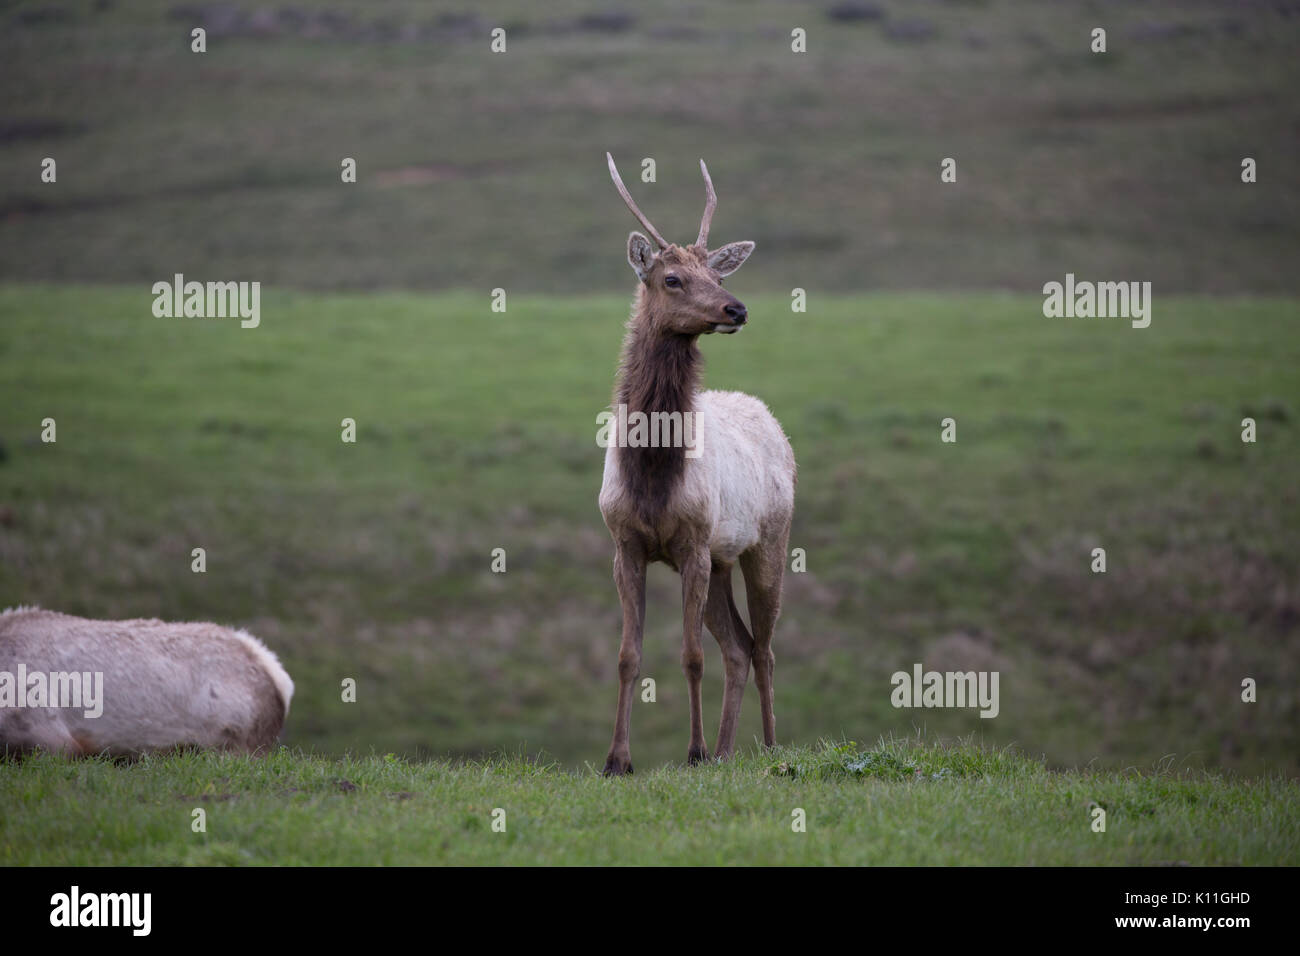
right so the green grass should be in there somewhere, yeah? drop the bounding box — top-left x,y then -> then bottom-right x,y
3,737 -> 1294,865
1,285 -> 1296,778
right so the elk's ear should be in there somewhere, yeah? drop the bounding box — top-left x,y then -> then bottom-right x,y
627,231 -> 657,282
706,241 -> 755,278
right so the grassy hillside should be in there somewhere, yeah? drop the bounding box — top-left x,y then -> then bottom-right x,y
0,285 -> 1295,776
3,737 -> 1296,865
0,0 -> 1297,294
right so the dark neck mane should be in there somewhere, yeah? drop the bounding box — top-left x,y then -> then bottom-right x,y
614,305 -> 701,526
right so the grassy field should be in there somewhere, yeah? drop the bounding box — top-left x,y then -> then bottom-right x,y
1,0 -> 1297,295
1,0 -> 1298,868
4,736 -> 1296,865
1,285 -> 1296,779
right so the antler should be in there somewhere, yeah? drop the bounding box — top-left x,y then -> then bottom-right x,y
606,152 -> 668,249
696,159 -> 717,249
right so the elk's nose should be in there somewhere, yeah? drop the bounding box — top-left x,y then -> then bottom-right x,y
724,302 -> 747,324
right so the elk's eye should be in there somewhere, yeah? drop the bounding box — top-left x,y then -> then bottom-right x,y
664,275 -> 681,288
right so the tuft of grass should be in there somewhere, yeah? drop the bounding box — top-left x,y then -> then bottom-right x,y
765,734 -> 1037,780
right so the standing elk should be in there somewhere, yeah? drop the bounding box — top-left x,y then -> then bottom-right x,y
0,606 -> 293,757
598,153 -> 796,775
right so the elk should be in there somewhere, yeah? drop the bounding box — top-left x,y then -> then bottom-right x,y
0,606 -> 293,757
599,153 -> 796,775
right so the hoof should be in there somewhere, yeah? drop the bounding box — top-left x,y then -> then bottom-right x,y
602,756 -> 633,776
687,746 -> 709,766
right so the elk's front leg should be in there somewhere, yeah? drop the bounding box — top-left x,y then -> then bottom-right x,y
679,547 -> 711,766
603,544 -> 646,776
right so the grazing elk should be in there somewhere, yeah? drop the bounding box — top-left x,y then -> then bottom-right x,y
0,606 -> 293,757
599,153 -> 796,775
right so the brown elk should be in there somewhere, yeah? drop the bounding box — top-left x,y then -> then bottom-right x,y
599,153 -> 796,775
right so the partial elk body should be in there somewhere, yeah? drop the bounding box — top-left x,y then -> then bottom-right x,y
0,606 -> 293,757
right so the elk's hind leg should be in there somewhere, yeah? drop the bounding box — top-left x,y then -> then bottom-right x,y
704,563 -> 754,759
740,529 -> 788,748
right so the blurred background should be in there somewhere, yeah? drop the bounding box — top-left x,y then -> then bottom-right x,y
0,0 -> 1297,774
3,0 -> 1299,293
